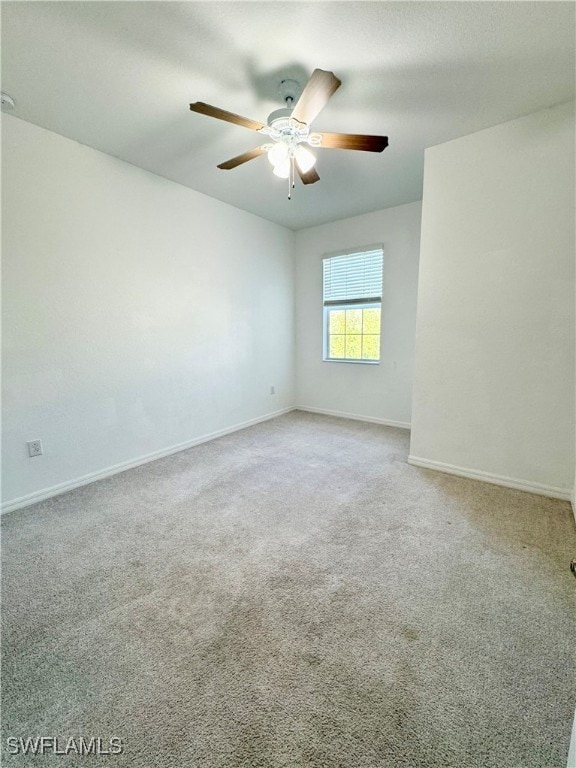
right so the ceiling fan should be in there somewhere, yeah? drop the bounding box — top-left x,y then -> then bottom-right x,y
189,69 -> 388,199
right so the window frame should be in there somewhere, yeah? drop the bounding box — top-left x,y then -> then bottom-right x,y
322,246 -> 384,365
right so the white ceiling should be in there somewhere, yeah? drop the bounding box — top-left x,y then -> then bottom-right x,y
2,1 -> 574,230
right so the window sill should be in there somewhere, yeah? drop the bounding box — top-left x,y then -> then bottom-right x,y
322,359 -> 380,365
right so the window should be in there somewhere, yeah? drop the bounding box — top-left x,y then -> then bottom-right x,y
323,247 -> 383,363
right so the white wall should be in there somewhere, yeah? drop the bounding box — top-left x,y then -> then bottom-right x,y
294,202 -> 421,426
574,226 -> 576,518
2,115 -> 295,508
410,101 -> 575,497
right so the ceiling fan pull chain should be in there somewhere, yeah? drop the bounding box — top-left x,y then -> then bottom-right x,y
288,156 -> 294,200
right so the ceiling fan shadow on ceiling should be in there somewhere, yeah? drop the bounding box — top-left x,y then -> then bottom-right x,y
189,68 -> 389,200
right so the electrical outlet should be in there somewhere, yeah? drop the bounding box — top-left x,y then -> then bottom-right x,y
270,385 -> 275,395
27,439 -> 43,457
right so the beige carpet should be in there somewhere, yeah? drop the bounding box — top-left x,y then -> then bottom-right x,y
2,411 -> 575,767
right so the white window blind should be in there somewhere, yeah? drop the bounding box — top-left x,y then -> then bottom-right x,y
323,249 -> 383,305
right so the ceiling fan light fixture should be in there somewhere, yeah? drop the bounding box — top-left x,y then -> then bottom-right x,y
267,141 -> 289,167
295,145 -> 316,174
273,158 -> 291,179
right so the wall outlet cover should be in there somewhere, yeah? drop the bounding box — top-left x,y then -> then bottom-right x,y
27,440 -> 43,457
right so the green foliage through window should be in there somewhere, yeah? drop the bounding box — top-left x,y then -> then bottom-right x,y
327,307 -> 381,361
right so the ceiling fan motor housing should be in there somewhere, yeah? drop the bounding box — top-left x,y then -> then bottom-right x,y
265,76 -> 307,140
266,107 -> 293,127
261,77 -> 308,143
261,113 -> 311,155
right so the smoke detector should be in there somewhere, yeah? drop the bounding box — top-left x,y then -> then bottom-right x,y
1,93 -> 15,111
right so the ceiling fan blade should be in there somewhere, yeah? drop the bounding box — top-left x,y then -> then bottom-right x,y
217,147 -> 267,170
297,165 -> 320,185
190,102 -> 264,131
291,69 -> 341,126
315,132 -> 389,152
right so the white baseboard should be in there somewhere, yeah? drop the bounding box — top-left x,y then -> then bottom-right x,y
1,407 -> 295,515
408,455 -> 571,501
571,489 -> 576,526
295,405 -> 411,430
